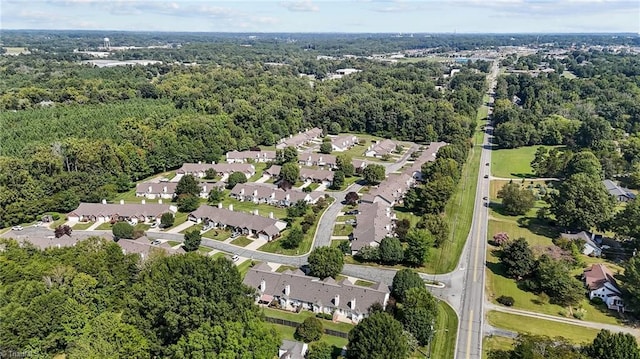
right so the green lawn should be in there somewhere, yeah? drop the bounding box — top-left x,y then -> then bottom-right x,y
248,162 -> 268,182
96,222 -> 112,230
486,243 -> 623,325
198,245 -> 213,253
491,145 -> 562,179
230,236 -> 252,247
167,240 -> 181,247
180,223 -> 202,234
163,211 -> 188,231
220,196 -> 287,219
276,265 -> 299,273
487,311 -> 600,344
336,215 -> 356,222
202,228 -> 231,241
261,307 -> 353,333
210,252 -> 226,260
325,175 -> 361,192
258,198 -> 333,255
72,222 -> 94,230
483,336 -> 515,359
236,259 -> 254,277
307,182 -> 320,191
335,132 -> 386,160
429,301 -> 459,359
333,224 -> 353,236
268,323 -> 348,351
429,99 -> 485,273
353,279 -> 374,287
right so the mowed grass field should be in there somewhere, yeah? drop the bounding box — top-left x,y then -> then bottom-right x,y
487,311 -> 601,344
491,145 -> 562,179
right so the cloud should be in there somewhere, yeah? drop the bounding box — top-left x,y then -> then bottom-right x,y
280,0 -> 320,12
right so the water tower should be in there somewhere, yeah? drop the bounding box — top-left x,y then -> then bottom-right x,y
103,37 -> 110,50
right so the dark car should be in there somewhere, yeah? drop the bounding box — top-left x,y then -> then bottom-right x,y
484,175 -> 489,179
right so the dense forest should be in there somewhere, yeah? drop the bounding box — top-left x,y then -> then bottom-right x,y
0,33 -> 486,227
0,237 -> 280,358
492,51 -> 640,181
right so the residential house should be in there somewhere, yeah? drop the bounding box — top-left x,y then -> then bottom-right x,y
244,262 -> 389,323
226,150 -> 276,163
330,135 -> 358,152
300,168 -> 334,186
406,142 -> 448,180
265,165 -> 282,178
176,163 -> 255,179
18,236 -> 78,250
583,264 -> 625,312
364,139 -> 397,158
188,204 -> 287,241
298,152 -> 337,168
352,159 -> 367,173
276,128 -> 323,149
603,179 -> 636,202
560,231 -> 602,256
350,202 -> 394,254
230,183 -> 323,207
135,182 -> 178,199
67,202 -> 176,225
279,340 -> 308,359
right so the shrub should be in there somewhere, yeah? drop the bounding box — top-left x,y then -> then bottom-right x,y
112,222 -> 134,239
573,309 -> 585,320
591,297 -> 604,305
491,232 -> 510,246
52,213 -> 61,220
315,313 -> 333,320
497,296 -> 515,307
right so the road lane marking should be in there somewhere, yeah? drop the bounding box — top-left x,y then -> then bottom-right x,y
473,224 -> 480,282
466,309 -> 474,359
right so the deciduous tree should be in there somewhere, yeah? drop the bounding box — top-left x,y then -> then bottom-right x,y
392,269 -> 424,302
363,164 -> 385,185
586,329 -> 640,359
347,312 -> 409,359
549,173 -> 615,230
295,317 -> 323,343
308,246 -> 344,279
226,171 -> 247,189
404,229 -> 433,267
497,182 -> 536,215
176,174 -> 200,197
379,237 -> 404,265
160,213 -> 174,228
280,162 -> 300,185
499,237 -> 535,279
112,222 -> 134,240
183,230 -> 202,252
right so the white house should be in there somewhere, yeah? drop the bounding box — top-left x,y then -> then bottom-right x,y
583,264 -> 624,312
330,135 -> 358,152
67,202 -> 177,225
364,139 -> 396,158
244,263 -> 389,323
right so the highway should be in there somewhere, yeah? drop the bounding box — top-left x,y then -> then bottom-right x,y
454,60 -> 498,359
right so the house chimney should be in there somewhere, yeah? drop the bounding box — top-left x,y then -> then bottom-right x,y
218,202 -> 223,209
269,212 -> 274,219
120,199 -> 124,205
350,298 -> 356,310
260,279 -> 266,292
101,199 -> 107,204
158,199 -> 163,204
141,199 -> 145,205
198,161 -> 202,164
254,209 -> 259,216
284,284 -> 291,296
202,185 -> 207,194
334,294 -> 340,306
253,189 -> 258,197
228,204 -> 233,211
149,185 -> 153,193
240,188 -> 245,195
285,194 -> 290,201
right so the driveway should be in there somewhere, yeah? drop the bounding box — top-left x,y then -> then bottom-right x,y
166,221 -> 195,234
255,175 -> 270,183
170,174 -> 183,183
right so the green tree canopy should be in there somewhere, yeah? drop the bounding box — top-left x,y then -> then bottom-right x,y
403,229 -> 433,267
183,229 -> 202,252
176,174 -> 201,197
363,164 -> 386,185
586,330 -> 640,359
294,317 -> 324,343
347,312 -> 409,359
392,269 -> 425,302
280,162 -> 301,184
497,182 -> 536,216
379,237 -> 404,265
226,171 -> 248,189
549,173 -> 616,230
499,237 -> 536,279
112,221 -> 134,239
399,287 -> 438,346
308,246 -> 344,279
160,212 -> 174,228
281,225 -> 303,249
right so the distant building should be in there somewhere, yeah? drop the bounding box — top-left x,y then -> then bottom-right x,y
603,179 -> 636,202
188,204 -> 286,241
67,202 -> 176,225
364,139 -> 397,158
560,231 -> 602,256
330,135 -> 358,152
277,128 -> 323,150
176,163 -> 255,180
226,150 -> 276,163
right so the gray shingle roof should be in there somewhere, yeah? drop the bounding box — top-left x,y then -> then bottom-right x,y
244,265 -> 389,314
69,203 -> 174,219
189,205 -> 286,234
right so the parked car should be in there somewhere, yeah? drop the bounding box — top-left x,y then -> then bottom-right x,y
345,219 -> 357,225
484,175 -> 489,179
231,255 -> 240,262
231,232 -> 241,239
345,210 -> 360,215
150,222 -> 158,228
11,226 -> 24,231
151,240 -> 161,245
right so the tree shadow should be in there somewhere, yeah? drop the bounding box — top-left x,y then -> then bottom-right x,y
510,173 -> 536,179
517,217 -> 560,239
487,202 -> 518,217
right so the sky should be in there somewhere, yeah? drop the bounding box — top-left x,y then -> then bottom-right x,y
1,0 -> 639,33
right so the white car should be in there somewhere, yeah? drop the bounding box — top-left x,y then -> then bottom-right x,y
231,255 -> 240,262
11,226 -> 24,231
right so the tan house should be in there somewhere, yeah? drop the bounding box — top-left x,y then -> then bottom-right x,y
188,204 -> 287,241
226,150 -> 276,163
230,183 -> 323,207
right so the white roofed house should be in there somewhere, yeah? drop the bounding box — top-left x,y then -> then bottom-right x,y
583,264 -> 625,312
229,183 -> 323,207
298,152 -> 337,169
364,139 -> 397,158
244,262 -> 389,323
189,205 -> 287,241
135,182 -> 178,199
300,168 -> 334,186
67,202 -> 176,225
277,128 -> 324,149
330,135 -> 358,152
176,163 -> 255,180
226,150 -> 276,163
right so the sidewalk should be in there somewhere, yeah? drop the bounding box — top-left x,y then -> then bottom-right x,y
166,221 -> 195,234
